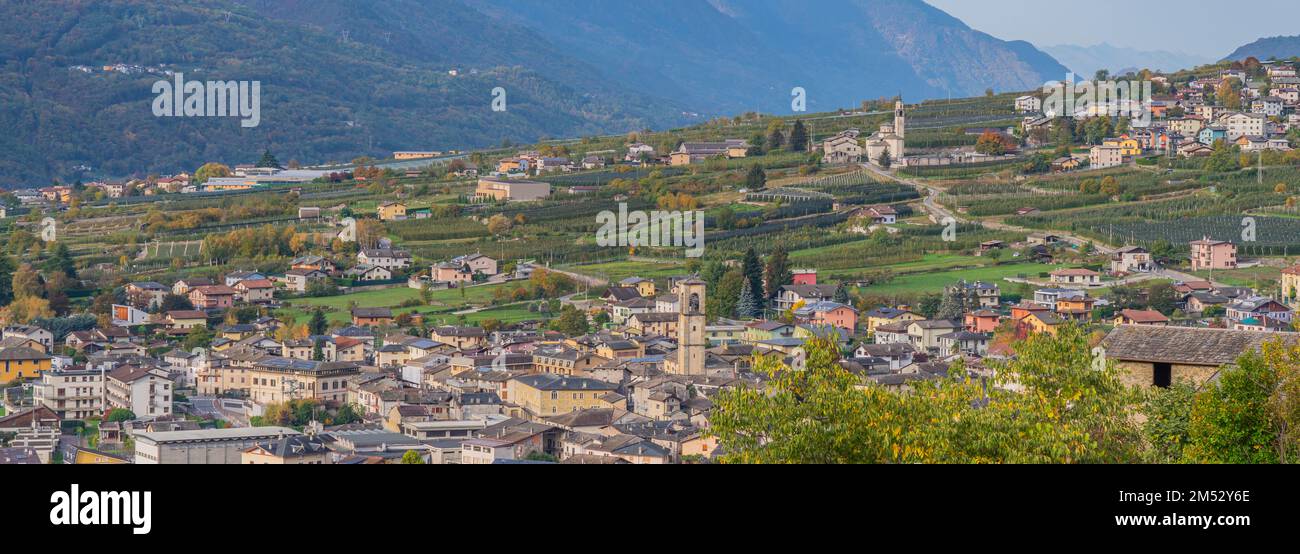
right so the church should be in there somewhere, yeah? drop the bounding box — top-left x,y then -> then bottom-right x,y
864,100 -> 907,166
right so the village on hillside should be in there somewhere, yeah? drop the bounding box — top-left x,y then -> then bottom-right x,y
5,54 -> 1300,466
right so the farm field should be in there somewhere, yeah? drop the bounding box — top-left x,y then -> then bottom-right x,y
852,261 -> 1052,295
560,259 -> 689,283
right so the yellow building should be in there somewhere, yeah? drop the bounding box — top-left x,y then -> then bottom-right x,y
864,308 -> 924,335
0,347 -> 52,383
377,201 -> 408,221
1283,265 -> 1300,309
509,374 -> 619,417
1020,312 -> 1064,336
1102,136 -> 1142,157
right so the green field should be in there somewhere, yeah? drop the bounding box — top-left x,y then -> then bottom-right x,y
277,283 -> 514,325
561,260 -> 688,283
851,261 -> 1052,295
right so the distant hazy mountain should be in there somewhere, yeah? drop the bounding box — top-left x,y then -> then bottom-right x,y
0,0 -> 1070,186
465,0 -> 1069,114
1224,35 -> 1300,62
1043,43 -> 1210,77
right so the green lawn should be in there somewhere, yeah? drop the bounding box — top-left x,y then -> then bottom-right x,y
277,282 -> 514,325
852,261 -> 1051,295
1190,266 -> 1282,289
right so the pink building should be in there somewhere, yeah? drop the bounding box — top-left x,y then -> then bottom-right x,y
189,285 -> 238,309
794,301 -> 858,332
791,269 -> 818,286
1189,237 -> 1237,271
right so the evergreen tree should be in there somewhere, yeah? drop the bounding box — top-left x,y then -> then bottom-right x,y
256,149 -> 282,169
878,146 -> 892,169
763,246 -> 792,299
736,280 -> 761,319
312,338 -> 324,361
0,254 -> 15,306
309,308 -> 329,336
745,164 -> 767,190
833,285 -> 850,305
709,270 -> 745,321
741,248 -> 764,310
936,288 -> 966,320
789,120 -> 808,152
45,242 -> 76,278
766,128 -> 785,152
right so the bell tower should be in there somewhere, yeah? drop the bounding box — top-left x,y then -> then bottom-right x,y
673,278 -> 707,375
894,100 -> 906,140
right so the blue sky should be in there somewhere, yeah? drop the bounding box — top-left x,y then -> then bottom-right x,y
926,0 -> 1300,59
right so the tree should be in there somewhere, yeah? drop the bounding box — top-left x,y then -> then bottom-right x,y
182,326 -> 213,350
487,214 -> 512,235
877,146 -> 891,169
975,131 -> 1007,155
709,325 -> 1141,463
936,288 -> 966,320
788,120 -> 808,152
45,242 -> 76,278
12,264 -> 45,299
763,246 -> 792,299
745,164 -> 767,190
400,450 -> 426,464
548,305 -> 590,336
0,254 -> 14,306
193,162 -> 232,184
736,280 -> 761,319
740,248 -> 764,310
709,270 -> 744,321
1184,340 -> 1300,464
309,308 -> 329,336
1147,282 -> 1177,315
256,149 -> 282,169
1142,383 -> 1196,463
160,294 -> 195,312
106,408 -> 136,423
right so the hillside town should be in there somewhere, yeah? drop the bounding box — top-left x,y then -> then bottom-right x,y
5,53 -> 1300,466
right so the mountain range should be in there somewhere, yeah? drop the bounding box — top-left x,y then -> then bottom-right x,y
0,0 -> 1071,186
1224,35 -> 1300,62
1042,43 -> 1210,79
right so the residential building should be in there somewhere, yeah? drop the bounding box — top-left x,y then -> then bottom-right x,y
106,365 -> 173,418
1189,237 -> 1237,271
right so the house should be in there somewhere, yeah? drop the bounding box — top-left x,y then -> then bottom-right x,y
792,301 -> 859,332
1221,112 -> 1266,140
1100,326 -> 1300,388
774,284 -> 839,311
224,271 -> 267,287
450,253 -> 498,276
626,312 -> 678,337
352,307 -> 394,327
106,365 -> 173,418
938,331 -> 989,357
669,140 -> 749,166
283,269 -> 329,293
1282,265 -> 1300,309
743,321 -> 795,344
1051,157 -> 1082,172
1054,295 -> 1096,321
822,132 -> 863,164
619,277 -> 657,298
1014,95 -> 1042,113
290,255 -> 336,273
1019,311 -> 1064,336
475,177 -> 551,202
1225,296 -> 1292,325
1178,141 -> 1214,158
234,279 -> 275,304
1088,144 -> 1124,169
1026,232 -> 1061,246
377,201 -> 408,221
430,326 -> 486,349
171,277 -> 214,296
906,320 -> 962,352
1111,246 -> 1153,274
164,310 -> 208,330
509,374 -> 619,418
2,325 -> 54,353
1049,268 -> 1102,286
33,368 -> 104,420
1114,309 -> 1170,326
241,435 -> 331,464
357,249 -> 412,271
126,282 -> 169,309
964,309 -> 1001,333
1102,136 -> 1142,157
0,346 -> 52,383
1189,237 -> 1236,271
858,205 -> 898,225
343,264 -> 392,282
189,285 -> 239,310
947,280 -> 1000,308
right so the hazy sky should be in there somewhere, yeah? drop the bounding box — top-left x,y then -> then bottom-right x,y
926,0 -> 1300,59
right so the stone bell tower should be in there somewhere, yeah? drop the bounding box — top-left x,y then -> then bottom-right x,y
894,99 -> 906,140
672,278 -> 707,375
